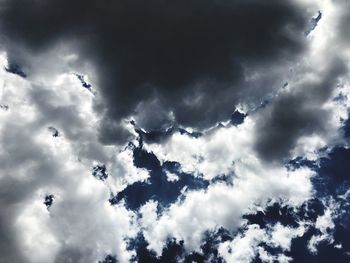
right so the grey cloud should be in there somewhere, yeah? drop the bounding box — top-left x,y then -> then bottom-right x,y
0,109 -> 134,263
339,2 -> 350,41
0,124 -> 62,262
0,214 -> 26,263
28,85 -> 113,163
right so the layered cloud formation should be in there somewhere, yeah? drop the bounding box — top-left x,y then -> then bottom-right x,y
0,0 -> 350,262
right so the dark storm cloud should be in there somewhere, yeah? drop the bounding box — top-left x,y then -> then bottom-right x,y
0,0 -> 310,143
254,58 -> 347,162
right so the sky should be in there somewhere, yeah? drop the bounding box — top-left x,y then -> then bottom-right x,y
0,0 -> 349,262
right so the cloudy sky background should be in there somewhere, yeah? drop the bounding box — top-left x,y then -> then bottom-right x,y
0,0 -> 350,262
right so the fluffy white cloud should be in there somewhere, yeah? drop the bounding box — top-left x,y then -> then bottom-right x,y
218,225 -> 265,263
308,202 -> 336,254
270,223 -> 305,251
218,223 -> 304,263
0,52 -> 142,263
139,151 -> 314,254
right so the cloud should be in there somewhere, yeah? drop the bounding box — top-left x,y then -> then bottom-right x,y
1,0 -> 350,262
139,163 -> 314,254
0,0 -> 313,143
253,58 -> 347,161
0,54 -> 142,262
1,0 -> 347,160
218,224 -> 266,263
308,206 -> 335,254
217,223 -> 304,263
111,147 -> 209,210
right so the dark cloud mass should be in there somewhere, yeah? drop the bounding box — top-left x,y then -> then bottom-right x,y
0,0 -> 309,142
254,59 -> 347,161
